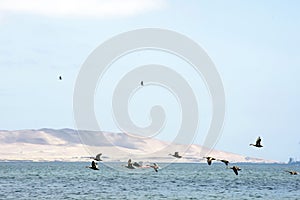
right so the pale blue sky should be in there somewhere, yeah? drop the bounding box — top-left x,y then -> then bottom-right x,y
0,0 -> 300,162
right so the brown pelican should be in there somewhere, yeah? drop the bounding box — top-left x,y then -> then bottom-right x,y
230,166 -> 241,175
218,159 -> 229,166
169,152 -> 182,158
90,153 -> 102,161
148,163 -> 159,172
125,159 -> 135,169
87,161 -> 99,170
286,170 -> 298,175
141,81 -> 144,86
250,136 -> 263,148
133,161 -> 145,168
204,157 -> 216,165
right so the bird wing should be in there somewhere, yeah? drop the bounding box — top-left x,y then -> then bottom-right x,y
256,137 -> 261,146
222,160 -> 229,165
95,153 -> 102,160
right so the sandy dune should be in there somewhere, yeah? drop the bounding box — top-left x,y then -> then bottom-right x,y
0,129 -> 277,163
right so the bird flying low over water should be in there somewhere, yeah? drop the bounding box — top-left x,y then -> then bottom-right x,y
125,159 -> 135,169
204,157 -> 216,165
87,161 -> 99,170
169,152 -> 182,158
250,136 -> 263,148
218,159 -> 229,166
230,166 -> 241,175
148,163 -> 159,172
90,153 -> 103,161
133,161 -> 143,168
286,170 -> 298,175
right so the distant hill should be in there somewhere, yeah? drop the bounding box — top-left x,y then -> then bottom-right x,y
0,129 -> 278,163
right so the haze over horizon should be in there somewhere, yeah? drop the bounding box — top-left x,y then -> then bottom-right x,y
1,0 -> 300,162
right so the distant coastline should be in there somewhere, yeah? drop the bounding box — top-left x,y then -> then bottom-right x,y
288,158 -> 300,165
0,128 -> 280,164
0,160 -> 284,165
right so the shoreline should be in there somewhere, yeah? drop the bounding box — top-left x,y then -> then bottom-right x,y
0,160 -> 285,164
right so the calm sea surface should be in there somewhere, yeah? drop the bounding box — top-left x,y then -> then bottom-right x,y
0,162 -> 299,199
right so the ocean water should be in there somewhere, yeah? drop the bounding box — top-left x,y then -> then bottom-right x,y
0,162 -> 299,199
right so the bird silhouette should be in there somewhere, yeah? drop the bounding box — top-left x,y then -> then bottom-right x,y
204,157 -> 216,165
59,76 -> 62,80
230,166 -> 241,175
133,161 -> 143,168
125,159 -> 135,169
218,159 -> 229,166
147,163 -> 159,172
90,153 -> 102,161
169,152 -> 182,158
286,170 -> 298,175
250,136 -> 263,148
87,161 -> 99,170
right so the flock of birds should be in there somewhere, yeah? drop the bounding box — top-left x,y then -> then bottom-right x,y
84,137 -> 298,175
58,77 -> 298,175
86,154 -> 160,172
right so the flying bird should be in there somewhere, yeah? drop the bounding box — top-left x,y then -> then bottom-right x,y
148,163 -> 159,172
133,161 -> 143,168
230,166 -> 241,175
87,161 -> 99,170
250,136 -> 263,148
286,170 -> 298,175
169,152 -> 182,158
90,153 -> 103,161
125,159 -> 135,169
218,159 -> 229,166
204,157 -> 216,165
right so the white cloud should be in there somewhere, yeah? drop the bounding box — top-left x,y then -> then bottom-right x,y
0,0 -> 167,18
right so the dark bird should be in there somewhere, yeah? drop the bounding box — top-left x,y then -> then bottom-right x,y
133,161 -> 143,168
169,152 -> 182,158
126,159 -> 135,169
218,159 -> 229,166
59,76 -> 62,80
286,170 -> 298,175
141,81 -> 144,86
250,136 -> 263,148
87,161 -> 99,170
204,157 -> 216,165
90,153 -> 102,161
230,166 -> 241,175
148,163 -> 159,172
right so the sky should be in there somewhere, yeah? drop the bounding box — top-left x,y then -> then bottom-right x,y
0,0 -> 300,162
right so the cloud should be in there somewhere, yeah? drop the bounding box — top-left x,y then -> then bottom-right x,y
0,0 -> 167,18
